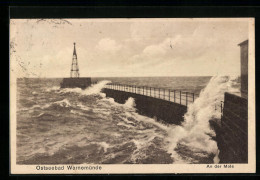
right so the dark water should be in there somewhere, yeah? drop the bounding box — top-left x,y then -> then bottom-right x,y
16,76 -> 240,164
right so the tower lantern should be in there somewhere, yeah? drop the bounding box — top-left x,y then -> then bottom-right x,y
70,42 -> 80,78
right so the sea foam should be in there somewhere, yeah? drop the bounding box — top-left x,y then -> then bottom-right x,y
57,80 -> 111,96
166,76 -> 240,163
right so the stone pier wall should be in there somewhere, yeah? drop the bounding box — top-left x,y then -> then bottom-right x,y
102,88 -> 187,125
215,92 -> 248,163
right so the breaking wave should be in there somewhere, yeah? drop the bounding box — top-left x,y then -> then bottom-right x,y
82,80 -> 111,95
124,97 -> 136,109
58,80 -> 111,96
53,99 -> 71,108
45,86 -> 60,92
166,76 -> 240,163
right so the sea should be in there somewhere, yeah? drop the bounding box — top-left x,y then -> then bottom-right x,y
16,76 -> 241,164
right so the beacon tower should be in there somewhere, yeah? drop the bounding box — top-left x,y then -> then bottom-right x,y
60,42 -> 91,89
70,42 -> 80,78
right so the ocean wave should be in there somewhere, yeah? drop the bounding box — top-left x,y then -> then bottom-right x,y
32,91 -> 38,95
100,97 -> 136,111
129,111 -> 170,132
35,112 -> 44,117
45,86 -> 60,92
76,103 -> 90,111
82,80 -> 111,95
117,122 -> 134,129
53,99 -> 71,108
92,108 -> 111,116
98,97 -> 117,106
58,87 -> 82,94
90,142 -> 110,153
18,105 -> 40,112
129,135 -> 160,163
35,112 -> 57,121
58,80 -> 111,96
39,99 -> 73,113
121,116 -> 136,126
165,76 -> 240,163
19,98 -> 72,112
123,97 -> 136,109
70,110 -> 86,116
101,96 -> 170,131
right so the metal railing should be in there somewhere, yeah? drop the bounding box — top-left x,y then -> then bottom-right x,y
104,83 -> 199,106
215,101 -> 224,116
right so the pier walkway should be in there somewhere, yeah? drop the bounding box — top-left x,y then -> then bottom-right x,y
104,83 -> 199,107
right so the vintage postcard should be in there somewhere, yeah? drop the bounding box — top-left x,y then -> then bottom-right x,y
10,18 -> 255,174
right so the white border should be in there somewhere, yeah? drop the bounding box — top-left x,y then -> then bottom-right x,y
10,18 -> 255,174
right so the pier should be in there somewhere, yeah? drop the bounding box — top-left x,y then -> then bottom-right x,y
105,83 -> 198,106
102,83 -> 199,124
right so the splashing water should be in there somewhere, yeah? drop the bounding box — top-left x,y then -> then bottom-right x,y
124,97 -> 136,109
77,77 -> 240,163
82,80 -> 111,95
45,86 -> 60,92
57,80 -> 111,96
53,99 -> 72,107
166,76 -> 240,163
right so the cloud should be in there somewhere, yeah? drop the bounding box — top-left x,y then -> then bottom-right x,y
128,37 -> 179,67
96,38 -> 122,53
133,31 -> 217,62
11,19 -> 249,77
143,44 -> 166,56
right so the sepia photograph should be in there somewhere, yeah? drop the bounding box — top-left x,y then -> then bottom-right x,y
10,18 -> 255,174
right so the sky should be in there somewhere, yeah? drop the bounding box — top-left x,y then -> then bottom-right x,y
10,18 -> 250,78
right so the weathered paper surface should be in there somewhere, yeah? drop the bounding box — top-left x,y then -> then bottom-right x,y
10,18 -> 255,174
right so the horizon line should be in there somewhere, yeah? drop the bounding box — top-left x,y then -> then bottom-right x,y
15,75 -> 241,79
